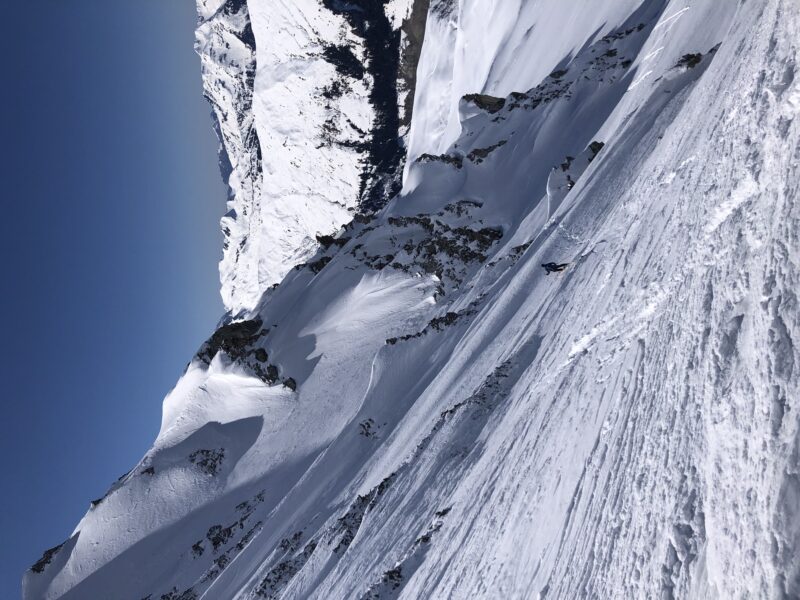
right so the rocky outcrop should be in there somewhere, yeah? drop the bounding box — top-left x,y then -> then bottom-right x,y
199,0 -> 431,315
397,0 -> 432,129
322,0 -> 431,211
461,93 -> 506,113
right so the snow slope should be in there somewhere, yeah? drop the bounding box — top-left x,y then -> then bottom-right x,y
24,0 -> 800,598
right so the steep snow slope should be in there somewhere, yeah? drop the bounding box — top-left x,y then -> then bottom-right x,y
24,0 -> 800,598
407,0 -> 649,162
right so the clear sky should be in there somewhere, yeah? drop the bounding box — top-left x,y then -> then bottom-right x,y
1,2 -> 227,597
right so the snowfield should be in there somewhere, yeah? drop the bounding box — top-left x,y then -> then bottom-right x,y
24,0 -> 800,598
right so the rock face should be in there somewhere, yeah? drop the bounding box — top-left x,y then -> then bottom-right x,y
196,0 -> 262,315
24,0 -> 800,599
199,0 -> 430,315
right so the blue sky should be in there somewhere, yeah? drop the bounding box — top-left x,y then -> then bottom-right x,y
1,2 -> 226,596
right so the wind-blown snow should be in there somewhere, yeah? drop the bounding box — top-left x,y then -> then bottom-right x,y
24,0 -> 800,598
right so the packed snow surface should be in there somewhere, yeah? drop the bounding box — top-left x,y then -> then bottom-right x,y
24,0 -> 800,598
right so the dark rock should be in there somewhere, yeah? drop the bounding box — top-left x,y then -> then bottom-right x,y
279,531 -> 304,553
359,418 -> 378,439
467,140 -> 507,164
381,566 -> 403,589
283,378 -> 297,392
322,44 -> 366,80
254,540 -> 318,598
192,541 -> 205,558
588,140 -> 605,159
158,586 -> 197,600
353,213 -> 373,224
676,53 -> 703,69
431,0 -> 456,18
308,256 -> 332,274
206,524 -> 235,552
321,0 -> 408,211
189,448 -> 225,476
442,199 -> 483,216
462,93 -> 506,113
333,473 -> 397,554
398,0 -> 432,126
316,234 -> 350,248
197,319 -> 267,365
512,241 -> 533,254
234,520 -> 262,552
385,302 -> 481,345
379,215 -> 502,286
416,152 -> 464,168
30,542 -> 65,574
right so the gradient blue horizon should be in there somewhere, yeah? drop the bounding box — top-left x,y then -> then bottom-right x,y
1,2 -> 227,597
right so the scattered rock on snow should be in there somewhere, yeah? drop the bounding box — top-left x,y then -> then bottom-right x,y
461,93 -> 506,113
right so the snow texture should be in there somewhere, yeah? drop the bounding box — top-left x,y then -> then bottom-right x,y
24,0 -> 800,598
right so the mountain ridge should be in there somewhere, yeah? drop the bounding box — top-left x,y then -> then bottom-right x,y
23,1 -> 800,598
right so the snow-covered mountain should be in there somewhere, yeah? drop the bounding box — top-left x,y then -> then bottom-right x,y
197,0 -> 428,314
24,0 -> 800,598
